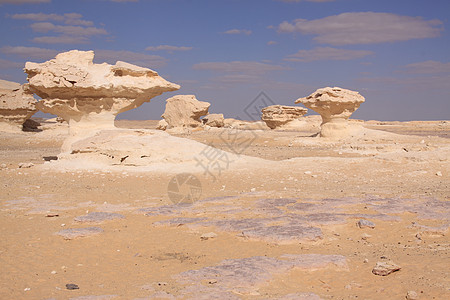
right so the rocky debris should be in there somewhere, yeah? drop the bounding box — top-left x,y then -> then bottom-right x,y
410,222 -> 448,237
357,219 -> 375,229
406,290 -> 419,300
24,50 -> 179,151
22,118 -> 41,131
372,260 -> 401,276
241,224 -> 323,244
161,95 -> 210,131
261,105 -> 308,129
203,113 -> 225,128
0,79 -> 37,131
74,212 -> 125,223
56,227 -> 104,240
174,254 -> 347,295
295,87 -> 365,138
156,119 -> 168,130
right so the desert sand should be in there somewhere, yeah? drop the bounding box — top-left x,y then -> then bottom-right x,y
0,117 -> 449,300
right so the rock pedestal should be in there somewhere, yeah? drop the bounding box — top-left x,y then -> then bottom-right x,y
24,50 -> 179,149
0,79 -> 37,131
261,105 -> 308,129
295,87 -> 365,138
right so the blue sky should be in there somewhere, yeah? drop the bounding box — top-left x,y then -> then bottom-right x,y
0,0 -> 449,121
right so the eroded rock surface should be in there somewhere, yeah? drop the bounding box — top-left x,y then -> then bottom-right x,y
0,79 -> 37,131
203,113 -> 225,128
295,87 -> 365,138
24,50 -> 179,148
261,105 -> 308,129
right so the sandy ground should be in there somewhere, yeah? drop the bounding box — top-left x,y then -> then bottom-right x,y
0,119 -> 449,300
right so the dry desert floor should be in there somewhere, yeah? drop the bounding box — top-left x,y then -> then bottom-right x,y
0,119 -> 449,300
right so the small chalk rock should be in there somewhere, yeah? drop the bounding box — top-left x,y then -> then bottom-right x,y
436,171 -> 442,177
406,290 -> 419,300
372,261 -> 401,276
200,232 -> 218,240
66,283 -> 79,290
0,163 -> 7,169
357,219 -> 375,229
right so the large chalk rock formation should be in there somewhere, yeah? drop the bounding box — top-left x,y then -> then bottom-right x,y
161,95 -> 210,131
295,87 -> 365,138
24,50 -> 179,137
0,79 -> 37,131
261,105 -> 308,129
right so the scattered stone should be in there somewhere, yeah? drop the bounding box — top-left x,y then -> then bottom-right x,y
363,258 -> 369,263
203,113 -> 225,128
361,233 -> 372,240
0,79 -> 37,132
372,261 -> 401,276
66,283 -> 79,290
406,290 -> 419,300
18,162 -> 34,168
200,232 -> 218,240
161,94 -> 210,130
0,163 -> 6,169
357,219 -> 375,229
74,212 -> 125,223
436,171 -> 442,176
156,119 -> 168,130
295,87 -> 365,138
46,213 -> 59,217
261,105 -> 307,129
56,227 -> 104,240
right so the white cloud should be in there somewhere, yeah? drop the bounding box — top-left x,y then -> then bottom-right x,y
145,45 -> 193,52
193,61 -> 287,75
224,29 -> 252,35
286,47 -> 373,62
94,50 -> 167,69
0,46 -> 58,60
0,58 -> 23,69
278,12 -> 443,45
31,22 -> 107,36
402,60 -> 450,74
0,0 -> 50,4
32,36 -> 89,44
12,13 -> 94,26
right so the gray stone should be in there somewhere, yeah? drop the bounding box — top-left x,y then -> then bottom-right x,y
56,227 -> 103,240
372,261 -> 401,276
74,212 -> 125,223
357,219 -> 375,229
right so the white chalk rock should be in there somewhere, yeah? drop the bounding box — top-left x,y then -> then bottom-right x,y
0,79 -> 37,131
261,105 -> 307,129
295,87 -> 365,138
161,95 -> 210,129
203,113 -> 224,128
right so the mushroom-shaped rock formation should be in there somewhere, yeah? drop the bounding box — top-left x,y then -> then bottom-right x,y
24,50 -> 180,137
0,79 -> 37,131
261,105 -> 308,129
295,87 -> 365,138
161,95 -> 210,130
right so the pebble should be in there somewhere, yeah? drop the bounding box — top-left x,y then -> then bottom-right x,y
0,163 -> 6,169
406,290 -> 419,300
357,219 -> 375,229
24,288 -> 31,291
66,283 -> 79,290
361,233 -> 372,240
51,270 -> 57,274
304,171 -> 312,175
436,171 -> 442,176
372,261 -> 401,276
250,188 -> 256,192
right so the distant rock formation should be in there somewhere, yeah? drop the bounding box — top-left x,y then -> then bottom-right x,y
24,50 -> 179,150
261,105 -> 308,129
161,95 -> 210,132
0,79 -> 37,132
295,87 -> 365,138
203,113 -> 224,128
